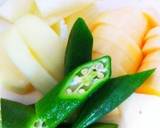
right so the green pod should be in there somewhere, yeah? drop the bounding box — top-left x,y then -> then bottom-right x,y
89,123 -> 118,128
36,56 -> 111,128
64,17 -> 93,74
57,123 -> 118,128
0,99 -> 37,128
73,69 -> 155,128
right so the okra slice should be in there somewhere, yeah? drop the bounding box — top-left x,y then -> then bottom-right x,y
73,69 -> 155,128
36,56 -> 111,128
0,99 -> 38,128
65,17 -> 93,74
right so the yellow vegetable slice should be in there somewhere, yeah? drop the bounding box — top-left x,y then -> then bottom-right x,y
0,0 -> 34,22
93,25 -> 143,77
136,55 -> 160,96
34,0 -> 94,17
144,26 -> 160,40
143,36 -> 160,54
15,15 -> 65,80
91,7 -> 149,46
3,28 -> 57,94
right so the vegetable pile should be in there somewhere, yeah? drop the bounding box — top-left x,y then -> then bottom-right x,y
0,18 -> 155,128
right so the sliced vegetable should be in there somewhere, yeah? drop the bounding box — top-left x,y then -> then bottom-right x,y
89,123 -> 118,128
0,0 -> 34,22
36,56 -> 111,128
15,15 -> 65,81
0,98 -> 36,128
65,18 -> 93,74
34,0 -> 94,18
73,69 -> 155,128
3,28 -> 57,94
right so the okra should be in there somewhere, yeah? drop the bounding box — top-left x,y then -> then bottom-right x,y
57,123 -> 118,128
0,99 -> 39,128
89,123 -> 118,128
65,17 -> 93,74
36,56 -> 111,128
73,69 -> 155,128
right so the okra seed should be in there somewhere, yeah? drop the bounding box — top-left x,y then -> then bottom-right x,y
97,72 -> 104,79
71,76 -> 82,86
79,89 -> 85,94
95,63 -> 104,71
67,88 -> 72,94
81,68 -> 89,75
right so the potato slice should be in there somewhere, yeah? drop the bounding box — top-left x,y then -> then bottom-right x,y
15,15 -> 65,80
35,0 -> 94,17
91,7 -> 149,46
3,28 -> 57,94
0,32 -> 31,94
93,25 -> 143,77
0,0 -> 34,22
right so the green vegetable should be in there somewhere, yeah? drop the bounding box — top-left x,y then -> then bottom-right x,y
89,123 -> 118,128
35,56 -> 111,128
0,99 -> 38,128
73,69 -> 155,128
57,123 -> 118,128
64,17 -> 93,74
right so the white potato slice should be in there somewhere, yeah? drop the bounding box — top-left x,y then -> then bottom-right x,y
0,84 -> 42,105
51,19 -> 69,43
0,31 -> 30,94
35,0 -> 94,17
15,15 -> 65,80
3,28 -> 57,94
119,93 -> 160,128
0,0 -> 34,22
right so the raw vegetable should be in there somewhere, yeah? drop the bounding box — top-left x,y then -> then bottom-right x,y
35,0 -> 94,25
73,69 -> 155,128
15,15 -> 65,81
89,123 -> 118,128
36,56 -> 111,128
136,27 -> 160,95
3,28 -> 57,94
65,18 -> 93,74
92,25 -> 143,77
57,123 -> 118,128
0,98 -> 36,128
0,0 -> 34,22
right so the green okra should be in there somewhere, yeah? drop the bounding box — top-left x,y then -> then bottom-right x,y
35,56 -> 111,128
65,17 -> 93,74
57,123 -> 118,128
0,99 -> 40,128
73,69 -> 155,128
89,123 -> 118,128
